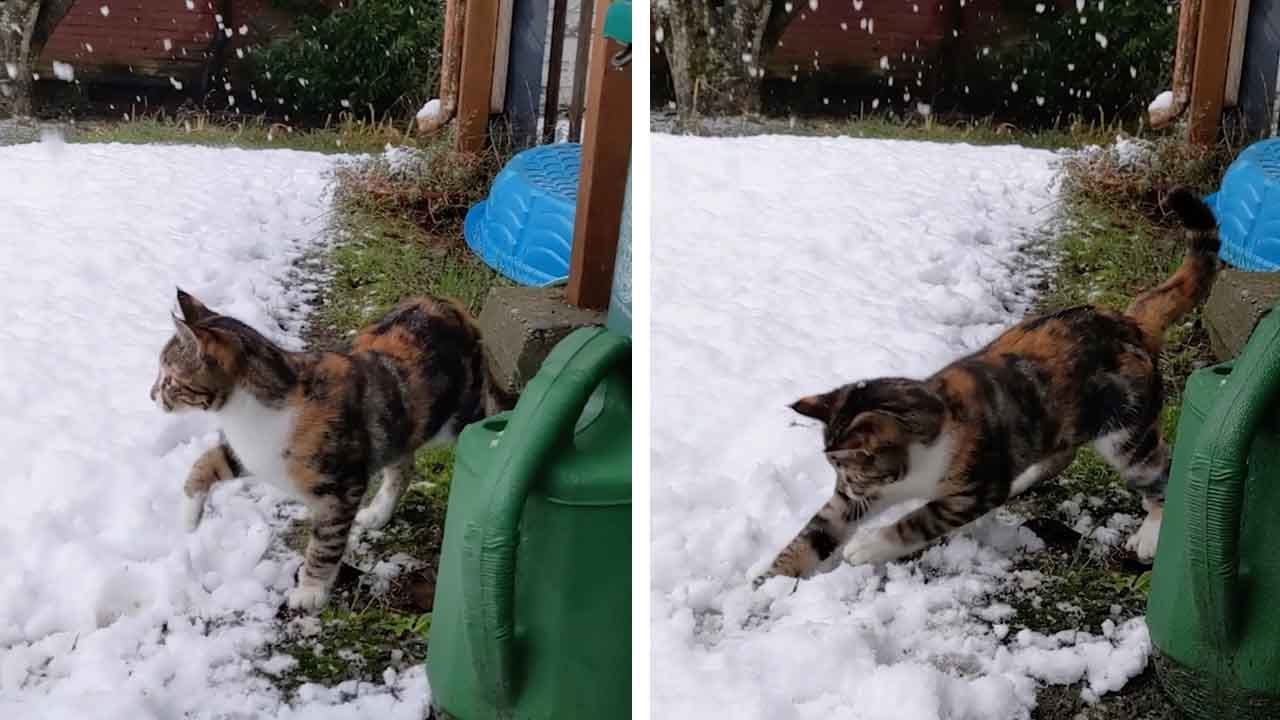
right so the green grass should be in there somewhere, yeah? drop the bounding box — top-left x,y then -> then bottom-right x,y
829,115 -> 1117,150
64,113 -> 427,154
270,606 -> 432,693
654,111 -> 1125,149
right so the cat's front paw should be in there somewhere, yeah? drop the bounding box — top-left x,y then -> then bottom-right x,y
286,581 -> 331,612
181,492 -> 207,532
842,533 -> 905,567
1125,510 -> 1162,563
354,503 -> 393,531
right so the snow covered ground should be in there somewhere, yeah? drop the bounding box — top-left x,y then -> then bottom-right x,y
651,134 -> 1151,719
0,138 -> 428,717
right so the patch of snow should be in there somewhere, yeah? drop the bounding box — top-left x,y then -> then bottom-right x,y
652,134 -> 1149,716
0,144 -> 430,717
415,98 -> 441,120
1148,90 -> 1174,114
52,62 -> 75,82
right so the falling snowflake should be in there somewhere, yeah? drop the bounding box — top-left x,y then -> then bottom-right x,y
52,61 -> 74,81
99,5 -> 109,16
163,38 -> 173,51
1095,32 -> 1108,48
170,77 -> 184,90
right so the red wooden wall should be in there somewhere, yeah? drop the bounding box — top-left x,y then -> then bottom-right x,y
766,0 -> 1005,81
40,0 -> 221,83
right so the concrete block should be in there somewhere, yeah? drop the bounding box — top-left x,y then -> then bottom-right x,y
478,286 -> 603,394
1204,268 -> 1280,360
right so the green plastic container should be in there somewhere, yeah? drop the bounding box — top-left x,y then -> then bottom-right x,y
427,326 -> 631,720
1147,306 -> 1280,717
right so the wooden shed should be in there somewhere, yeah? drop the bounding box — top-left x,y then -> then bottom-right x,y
765,0 -> 1006,82
36,0 -> 309,91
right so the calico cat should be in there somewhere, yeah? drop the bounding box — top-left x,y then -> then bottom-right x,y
758,187 -> 1219,583
151,290 -> 510,610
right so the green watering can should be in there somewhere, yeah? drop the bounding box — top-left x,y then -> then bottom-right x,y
427,326 -> 631,720
1147,305 -> 1280,717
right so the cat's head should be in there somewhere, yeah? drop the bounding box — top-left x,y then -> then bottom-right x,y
150,289 -> 237,413
790,378 -> 944,487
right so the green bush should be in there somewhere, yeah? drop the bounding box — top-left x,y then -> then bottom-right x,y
250,0 -> 443,120
942,0 -> 1179,127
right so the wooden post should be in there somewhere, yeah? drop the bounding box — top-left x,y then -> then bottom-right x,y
541,0 -> 569,144
567,0 -> 596,141
456,0 -> 500,153
1187,0 -> 1236,145
567,0 -> 631,310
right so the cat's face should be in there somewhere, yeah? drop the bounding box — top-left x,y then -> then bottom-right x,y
151,290 -> 235,413
791,379 -> 944,488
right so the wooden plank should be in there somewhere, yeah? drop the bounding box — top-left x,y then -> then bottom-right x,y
1188,0 -> 1237,145
567,0 -> 630,310
541,0 -> 568,144
567,0 -> 594,141
1225,0 -> 1251,106
457,0 -> 500,153
490,0 -> 514,113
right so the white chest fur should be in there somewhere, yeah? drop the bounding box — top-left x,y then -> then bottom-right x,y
880,432 -> 955,503
218,389 -> 298,496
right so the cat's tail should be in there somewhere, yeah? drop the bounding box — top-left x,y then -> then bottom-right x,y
1125,187 -> 1221,346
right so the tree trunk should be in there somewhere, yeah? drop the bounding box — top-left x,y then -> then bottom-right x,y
0,0 -> 77,118
659,0 -> 792,123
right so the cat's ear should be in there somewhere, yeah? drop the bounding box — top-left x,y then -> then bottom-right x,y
172,313 -> 199,347
176,288 -> 215,323
791,390 -> 839,423
848,411 -> 902,442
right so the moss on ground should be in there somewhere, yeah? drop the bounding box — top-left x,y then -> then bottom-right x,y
997,135 -> 1232,717
259,130 -> 508,696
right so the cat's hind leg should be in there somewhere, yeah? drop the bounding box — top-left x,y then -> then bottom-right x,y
355,457 -> 413,530
1095,424 -> 1169,562
289,494 -> 359,611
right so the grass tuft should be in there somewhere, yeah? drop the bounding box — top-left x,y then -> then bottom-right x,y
1058,130 -> 1242,223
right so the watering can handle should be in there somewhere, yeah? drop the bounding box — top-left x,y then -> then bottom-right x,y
1186,307 -> 1280,648
460,326 -> 630,710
